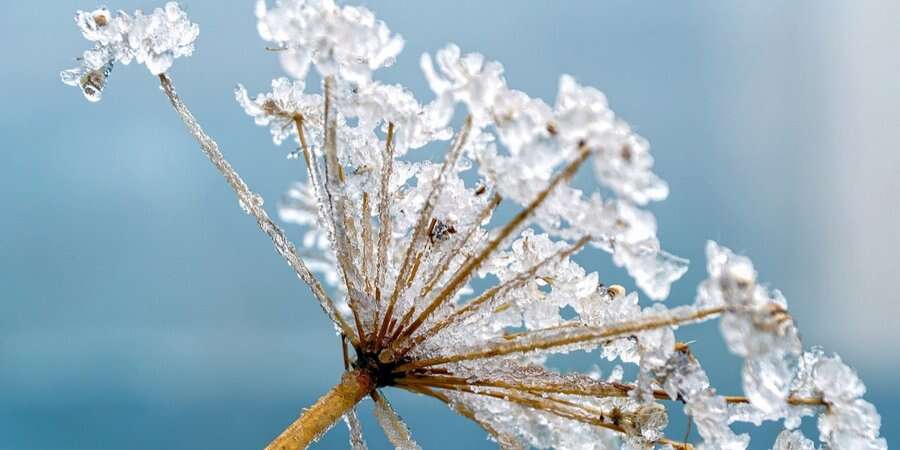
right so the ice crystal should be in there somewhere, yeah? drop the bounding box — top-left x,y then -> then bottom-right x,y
255,0 -> 403,84
373,394 -> 421,450
773,429 -> 816,450
236,78 -> 324,147
343,408 -> 368,450
59,1 -> 886,450
60,2 -> 198,101
698,241 -> 802,414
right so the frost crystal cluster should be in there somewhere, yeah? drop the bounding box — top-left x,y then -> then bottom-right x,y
60,2 -> 199,101
59,1 -> 887,450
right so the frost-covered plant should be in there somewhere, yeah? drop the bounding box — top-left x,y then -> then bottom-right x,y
60,2 -> 886,450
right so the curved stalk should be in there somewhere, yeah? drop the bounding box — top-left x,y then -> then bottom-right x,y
265,370 -> 374,450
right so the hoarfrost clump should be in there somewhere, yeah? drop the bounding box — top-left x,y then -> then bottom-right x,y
59,1 -> 887,450
235,78 -> 324,147
255,0 -> 404,84
697,241 -> 803,415
60,2 -> 198,101
794,350 -> 887,449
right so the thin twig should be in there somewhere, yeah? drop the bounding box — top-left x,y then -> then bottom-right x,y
376,115 -> 473,349
157,73 -> 358,345
399,380 -> 694,449
361,192 -> 374,296
397,146 -> 593,346
374,122 -> 396,339
402,384 -> 525,449
372,390 -> 421,450
395,305 -> 725,372
320,76 -> 367,340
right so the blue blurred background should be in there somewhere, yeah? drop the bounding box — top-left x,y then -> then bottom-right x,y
2,1 -> 897,449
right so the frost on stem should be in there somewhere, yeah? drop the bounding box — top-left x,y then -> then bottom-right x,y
60,1 -> 886,449
697,241 -> 803,415
60,2 -> 198,101
420,45 -> 687,300
343,407 -> 368,450
372,392 -> 421,450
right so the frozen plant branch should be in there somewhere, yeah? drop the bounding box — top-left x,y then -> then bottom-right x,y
59,1 -> 887,450
158,73 -> 358,344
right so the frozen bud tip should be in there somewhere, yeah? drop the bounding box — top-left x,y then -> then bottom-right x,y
256,0 -> 403,84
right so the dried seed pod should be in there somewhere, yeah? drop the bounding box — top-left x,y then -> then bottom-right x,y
607,284 -> 626,298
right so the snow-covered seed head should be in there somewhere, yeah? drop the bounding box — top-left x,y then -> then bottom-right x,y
60,2 -> 199,101
237,27 -> 882,445
60,1 -> 885,448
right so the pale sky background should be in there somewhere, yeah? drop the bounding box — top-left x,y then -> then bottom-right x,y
824,1 -> 900,364
1,1 -> 897,449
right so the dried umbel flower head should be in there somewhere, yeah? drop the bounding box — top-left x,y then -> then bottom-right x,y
60,1 -> 886,450
255,0 -> 403,84
60,2 -> 199,101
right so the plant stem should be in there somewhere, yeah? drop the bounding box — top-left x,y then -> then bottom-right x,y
156,73 -> 358,345
394,235 -> 590,357
376,115 -> 472,350
265,370 -> 375,450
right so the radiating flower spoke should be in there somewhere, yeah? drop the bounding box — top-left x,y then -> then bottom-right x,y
372,392 -> 421,450
343,408 -> 369,450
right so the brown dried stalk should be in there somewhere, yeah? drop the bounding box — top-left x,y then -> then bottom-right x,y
265,370 -> 375,450
375,115 -> 473,350
158,74 -> 358,345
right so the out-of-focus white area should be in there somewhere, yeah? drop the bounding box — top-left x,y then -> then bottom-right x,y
709,2 -> 900,373
822,1 -> 900,370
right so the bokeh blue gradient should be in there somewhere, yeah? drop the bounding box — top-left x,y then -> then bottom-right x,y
2,1 -> 897,449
